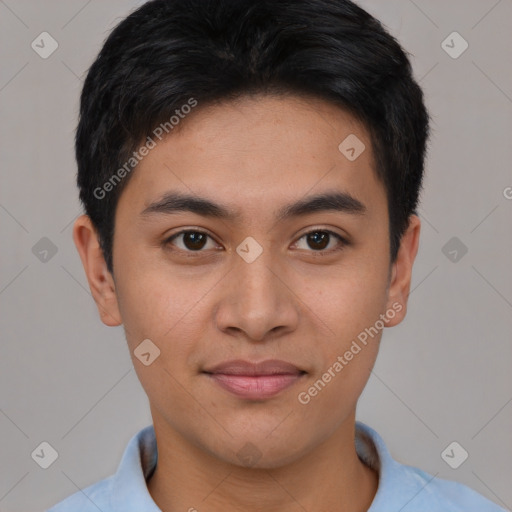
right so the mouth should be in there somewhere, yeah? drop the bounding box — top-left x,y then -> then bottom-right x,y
202,359 -> 307,400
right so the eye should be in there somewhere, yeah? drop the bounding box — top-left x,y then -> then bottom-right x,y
164,230 -> 219,252
163,228 -> 348,255
293,229 -> 348,253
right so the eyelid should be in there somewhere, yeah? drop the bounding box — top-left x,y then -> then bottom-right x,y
294,225 -> 349,244
291,228 -> 349,253
163,226 -> 349,254
164,227 -> 221,250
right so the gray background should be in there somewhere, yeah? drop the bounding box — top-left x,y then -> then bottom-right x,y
0,1 -> 511,510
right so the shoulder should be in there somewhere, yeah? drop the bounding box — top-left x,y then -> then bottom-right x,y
46,425 -> 157,512
397,463 -> 506,511
355,422 -> 506,512
46,476 -> 114,512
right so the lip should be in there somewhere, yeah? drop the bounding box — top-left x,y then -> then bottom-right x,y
203,359 -> 306,400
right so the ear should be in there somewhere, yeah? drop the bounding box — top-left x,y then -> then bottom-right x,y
72,214 -> 122,327
384,214 -> 421,327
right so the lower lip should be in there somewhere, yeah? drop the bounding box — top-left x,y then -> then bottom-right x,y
206,373 -> 304,400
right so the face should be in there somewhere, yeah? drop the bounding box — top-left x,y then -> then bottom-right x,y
75,94 -> 419,468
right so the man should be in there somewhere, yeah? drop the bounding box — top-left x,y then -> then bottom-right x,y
48,0 -> 506,510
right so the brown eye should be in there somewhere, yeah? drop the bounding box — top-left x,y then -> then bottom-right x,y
306,231 -> 329,250
294,230 -> 347,253
165,230 -> 217,252
183,232 -> 207,250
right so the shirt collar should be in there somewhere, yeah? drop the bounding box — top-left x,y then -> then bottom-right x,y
111,424 -> 161,511
109,421 -> 399,510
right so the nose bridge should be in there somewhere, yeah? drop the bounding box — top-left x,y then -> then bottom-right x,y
234,235 -> 282,309
215,235 -> 298,340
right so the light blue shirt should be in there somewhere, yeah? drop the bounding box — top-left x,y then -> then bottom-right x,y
47,421 -> 506,511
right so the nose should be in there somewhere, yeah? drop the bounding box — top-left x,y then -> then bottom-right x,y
214,244 -> 300,342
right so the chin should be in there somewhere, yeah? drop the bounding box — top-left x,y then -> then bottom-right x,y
210,431 -> 313,470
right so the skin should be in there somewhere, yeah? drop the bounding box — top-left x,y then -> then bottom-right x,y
73,94 -> 420,512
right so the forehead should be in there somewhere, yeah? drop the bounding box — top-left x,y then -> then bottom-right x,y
117,94 -> 386,224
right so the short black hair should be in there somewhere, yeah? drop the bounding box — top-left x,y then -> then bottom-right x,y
76,0 -> 430,274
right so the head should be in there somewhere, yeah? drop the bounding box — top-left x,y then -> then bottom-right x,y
74,0 -> 429,468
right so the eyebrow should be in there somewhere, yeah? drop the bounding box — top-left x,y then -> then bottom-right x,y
140,190 -> 367,221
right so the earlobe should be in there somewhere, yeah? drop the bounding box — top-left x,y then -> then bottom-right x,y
72,215 -> 122,327
385,215 -> 421,327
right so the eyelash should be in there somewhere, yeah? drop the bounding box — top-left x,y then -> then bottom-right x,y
163,228 -> 349,256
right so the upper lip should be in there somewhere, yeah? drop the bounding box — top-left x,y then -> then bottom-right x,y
203,359 -> 305,376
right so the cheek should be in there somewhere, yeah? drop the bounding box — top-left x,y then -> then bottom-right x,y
296,286 -> 383,424
114,264 -> 215,369
298,259 -> 388,394
303,256 -> 390,338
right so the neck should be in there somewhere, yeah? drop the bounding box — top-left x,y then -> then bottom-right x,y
147,412 -> 378,512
